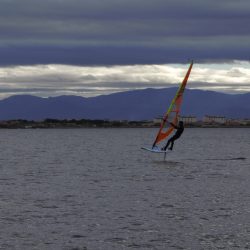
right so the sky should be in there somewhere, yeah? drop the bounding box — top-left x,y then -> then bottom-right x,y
0,0 -> 250,98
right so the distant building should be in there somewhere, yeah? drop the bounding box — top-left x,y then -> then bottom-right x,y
178,115 -> 197,124
153,115 -> 197,125
153,117 -> 162,125
226,118 -> 250,125
242,119 -> 250,125
203,115 -> 226,124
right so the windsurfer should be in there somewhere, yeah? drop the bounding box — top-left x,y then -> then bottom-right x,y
162,121 -> 184,151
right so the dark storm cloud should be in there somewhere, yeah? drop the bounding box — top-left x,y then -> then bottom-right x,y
0,43 -> 249,66
1,0 -> 250,20
0,0 -> 250,65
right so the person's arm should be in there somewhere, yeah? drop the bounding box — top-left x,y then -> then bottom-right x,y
170,122 -> 178,129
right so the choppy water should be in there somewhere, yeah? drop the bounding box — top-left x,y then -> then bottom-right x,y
0,128 -> 249,250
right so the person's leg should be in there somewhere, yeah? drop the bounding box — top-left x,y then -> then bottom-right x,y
163,137 -> 174,150
169,135 -> 179,150
169,139 -> 175,150
163,138 -> 171,150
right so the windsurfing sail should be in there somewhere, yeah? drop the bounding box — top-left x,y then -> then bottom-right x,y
152,61 -> 193,148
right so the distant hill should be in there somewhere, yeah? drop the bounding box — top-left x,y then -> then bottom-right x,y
0,88 -> 249,120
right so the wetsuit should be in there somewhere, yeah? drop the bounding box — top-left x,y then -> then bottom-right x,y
163,123 -> 184,150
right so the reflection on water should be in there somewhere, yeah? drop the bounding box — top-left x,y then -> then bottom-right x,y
0,128 -> 249,249
205,157 -> 247,161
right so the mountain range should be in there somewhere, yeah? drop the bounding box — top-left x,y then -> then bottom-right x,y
0,88 -> 249,120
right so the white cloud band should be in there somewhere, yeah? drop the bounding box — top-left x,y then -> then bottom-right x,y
0,60 -> 249,99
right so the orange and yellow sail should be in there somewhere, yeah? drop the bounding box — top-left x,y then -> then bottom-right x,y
152,61 -> 193,147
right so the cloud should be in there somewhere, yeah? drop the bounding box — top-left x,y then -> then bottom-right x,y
0,0 -> 250,65
0,1 -> 249,97
0,61 -> 249,99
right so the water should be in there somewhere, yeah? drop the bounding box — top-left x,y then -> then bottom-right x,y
0,128 -> 249,249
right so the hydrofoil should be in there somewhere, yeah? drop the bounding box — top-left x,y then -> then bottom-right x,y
141,146 -> 171,154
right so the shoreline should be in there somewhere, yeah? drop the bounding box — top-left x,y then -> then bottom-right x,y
0,119 -> 250,129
